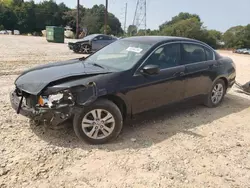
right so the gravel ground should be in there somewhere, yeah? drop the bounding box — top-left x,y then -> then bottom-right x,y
0,35 -> 250,188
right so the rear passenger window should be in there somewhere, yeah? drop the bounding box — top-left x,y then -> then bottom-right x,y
182,43 -> 206,64
205,48 -> 214,61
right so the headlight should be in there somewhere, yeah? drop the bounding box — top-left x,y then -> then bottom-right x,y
38,90 -> 73,108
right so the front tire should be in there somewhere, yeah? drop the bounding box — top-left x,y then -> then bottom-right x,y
73,48 -> 80,53
73,99 -> 123,145
72,44 -> 80,53
80,44 -> 91,54
204,79 -> 226,108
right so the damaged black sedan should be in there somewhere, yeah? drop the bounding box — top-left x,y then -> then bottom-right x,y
10,36 -> 236,144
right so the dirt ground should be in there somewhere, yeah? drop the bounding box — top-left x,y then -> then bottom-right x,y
0,35 -> 250,188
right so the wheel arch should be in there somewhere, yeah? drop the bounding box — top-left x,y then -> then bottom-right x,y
99,94 -> 131,120
219,77 -> 229,89
213,76 -> 229,89
206,76 -> 229,95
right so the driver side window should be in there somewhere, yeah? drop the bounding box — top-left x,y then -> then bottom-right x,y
93,36 -> 103,41
144,43 -> 181,69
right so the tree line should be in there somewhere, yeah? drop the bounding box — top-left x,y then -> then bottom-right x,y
0,1 -> 249,49
0,0 -> 123,36
128,12 -> 250,49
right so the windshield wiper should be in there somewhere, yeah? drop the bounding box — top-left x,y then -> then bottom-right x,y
79,56 -> 86,61
91,63 -> 105,69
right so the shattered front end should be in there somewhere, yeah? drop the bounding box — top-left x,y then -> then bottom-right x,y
10,82 -> 98,127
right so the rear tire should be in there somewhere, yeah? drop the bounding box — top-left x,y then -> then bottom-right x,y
73,99 -> 123,145
204,79 -> 226,108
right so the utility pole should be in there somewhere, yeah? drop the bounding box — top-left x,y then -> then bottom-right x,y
104,0 -> 108,34
124,2 -> 127,33
76,0 -> 80,39
144,0 -> 147,35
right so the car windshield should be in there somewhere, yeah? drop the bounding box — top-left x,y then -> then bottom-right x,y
80,34 -> 98,41
83,40 -> 153,71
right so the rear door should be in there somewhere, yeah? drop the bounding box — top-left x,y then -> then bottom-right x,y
181,42 -> 217,98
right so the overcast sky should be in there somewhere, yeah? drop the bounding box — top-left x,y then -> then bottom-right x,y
27,0 -> 250,32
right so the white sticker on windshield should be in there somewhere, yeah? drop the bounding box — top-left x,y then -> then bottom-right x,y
126,47 -> 143,53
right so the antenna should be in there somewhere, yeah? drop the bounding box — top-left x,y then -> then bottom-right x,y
133,0 -> 147,35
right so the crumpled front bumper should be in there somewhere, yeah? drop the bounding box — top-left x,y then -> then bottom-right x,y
10,89 -> 75,126
9,90 -> 35,118
68,43 -> 74,50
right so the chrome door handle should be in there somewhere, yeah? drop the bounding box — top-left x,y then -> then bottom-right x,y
174,72 -> 185,77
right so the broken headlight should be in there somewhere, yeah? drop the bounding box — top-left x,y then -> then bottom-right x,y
37,90 -> 74,108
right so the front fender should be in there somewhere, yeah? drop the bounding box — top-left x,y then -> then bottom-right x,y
113,92 -> 132,116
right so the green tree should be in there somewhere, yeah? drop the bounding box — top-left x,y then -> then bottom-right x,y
35,0 -> 68,32
148,29 -> 159,35
0,0 -> 12,7
223,26 -> 246,48
12,1 -> 36,33
100,25 -> 111,34
208,30 -> 222,41
159,12 -> 201,31
11,0 -> 23,6
108,13 -> 123,35
136,29 -> 146,36
0,1 -> 123,36
0,3 -> 17,30
63,6 -> 85,32
79,4 -> 123,35
127,25 -> 137,36
244,24 -> 250,48
80,9 -> 100,34
160,17 -> 202,38
159,12 -> 221,48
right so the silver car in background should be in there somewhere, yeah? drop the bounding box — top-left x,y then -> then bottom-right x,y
68,34 -> 118,54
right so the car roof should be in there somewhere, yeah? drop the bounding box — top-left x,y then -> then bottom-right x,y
88,33 -> 109,37
121,36 -> 211,47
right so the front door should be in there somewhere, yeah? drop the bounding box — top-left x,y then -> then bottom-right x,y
180,42 -> 218,98
91,35 -> 104,51
127,43 -> 186,114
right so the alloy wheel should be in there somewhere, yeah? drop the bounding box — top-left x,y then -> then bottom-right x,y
81,109 -> 115,140
211,83 -> 224,104
81,45 -> 91,53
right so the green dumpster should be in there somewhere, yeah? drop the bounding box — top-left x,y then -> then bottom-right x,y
46,26 -> 65,43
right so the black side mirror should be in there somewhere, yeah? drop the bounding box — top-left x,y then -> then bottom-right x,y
141,64 -> 160,75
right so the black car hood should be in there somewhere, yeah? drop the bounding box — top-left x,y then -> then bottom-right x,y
15,58 -> 110,95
